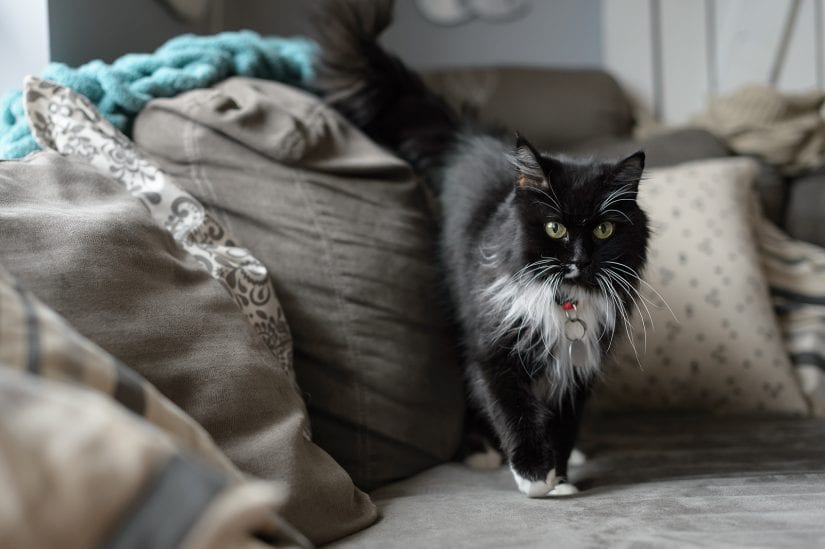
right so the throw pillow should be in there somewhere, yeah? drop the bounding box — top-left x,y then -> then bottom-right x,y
593,158 -> 810,415
133,77 -> 465,490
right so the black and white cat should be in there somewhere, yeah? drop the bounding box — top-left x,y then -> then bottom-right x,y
313,0 -> 650,497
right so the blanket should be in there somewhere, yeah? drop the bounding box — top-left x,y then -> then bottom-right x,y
0,31 -> 317,160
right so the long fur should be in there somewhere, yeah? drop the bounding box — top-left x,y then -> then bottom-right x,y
312,0 -> 460,181
313,0 -> 649,493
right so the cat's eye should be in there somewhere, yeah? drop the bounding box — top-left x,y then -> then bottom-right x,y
593,221 -> 615,240
545,221 -> 567,239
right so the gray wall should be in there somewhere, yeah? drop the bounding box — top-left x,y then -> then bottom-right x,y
48,0 -> 209,65
45,0 -> 603,69
224,0 -> 602,69
383,0 -> 603,69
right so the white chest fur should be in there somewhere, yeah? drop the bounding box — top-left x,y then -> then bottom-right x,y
482,277 -> 616,402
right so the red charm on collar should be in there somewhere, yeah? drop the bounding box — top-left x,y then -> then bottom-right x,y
561,300 -> 577,311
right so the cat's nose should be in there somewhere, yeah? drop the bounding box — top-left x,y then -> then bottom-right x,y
574,259 -> 591,269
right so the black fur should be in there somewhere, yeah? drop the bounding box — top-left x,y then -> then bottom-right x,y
313,0 -> 650,491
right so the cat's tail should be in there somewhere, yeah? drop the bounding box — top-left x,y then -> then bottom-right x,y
311,0 -> 461,181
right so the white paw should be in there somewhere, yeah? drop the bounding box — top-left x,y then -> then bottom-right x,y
510,466 -> 558,498
463,446 -> 503,470
568,448 -> 587,466
547,482 -> 579,497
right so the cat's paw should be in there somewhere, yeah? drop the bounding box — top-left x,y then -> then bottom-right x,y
463,446 -> 503,469
568,448 -> 587,466
510,466 -> 558,498
547,480 -> 579,497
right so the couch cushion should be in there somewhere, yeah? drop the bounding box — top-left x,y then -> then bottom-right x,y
333,416 -> 825,548
133,77 -> 465,490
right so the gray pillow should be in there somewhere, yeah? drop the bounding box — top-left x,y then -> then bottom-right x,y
0,151 -> 375,545
134,78 -> 465,490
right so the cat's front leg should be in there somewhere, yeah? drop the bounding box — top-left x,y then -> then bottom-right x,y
467,358 -> 558,497
545,383 -> 591,496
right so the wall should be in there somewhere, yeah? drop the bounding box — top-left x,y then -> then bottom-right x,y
222,0 -> 602,69
48,0 -> 210,66
3,0 -> 823,125
0,0 -> 49,93
603,0 -> 825,124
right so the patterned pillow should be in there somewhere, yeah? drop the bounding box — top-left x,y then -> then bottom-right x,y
593,158 -> 810,415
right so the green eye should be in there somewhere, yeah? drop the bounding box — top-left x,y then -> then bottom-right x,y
545,221 -> 567,239
593,221 -> 615,239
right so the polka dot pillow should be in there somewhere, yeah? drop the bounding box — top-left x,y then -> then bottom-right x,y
593,158 -> 810,415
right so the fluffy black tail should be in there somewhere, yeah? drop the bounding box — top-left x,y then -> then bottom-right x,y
311,0 -> 460,180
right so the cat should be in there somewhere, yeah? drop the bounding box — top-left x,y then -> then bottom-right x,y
312,0 -> 650,497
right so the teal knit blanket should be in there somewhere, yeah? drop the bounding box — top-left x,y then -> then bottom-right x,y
0,31 -> 317,160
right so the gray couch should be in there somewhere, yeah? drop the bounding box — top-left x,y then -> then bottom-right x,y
334,416 -> 825,547
5,67 -> 821,548
326,68 -> 825,548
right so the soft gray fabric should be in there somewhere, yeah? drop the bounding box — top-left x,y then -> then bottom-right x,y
334,416 -> 825,548
0,152 -> 376,545
574,128 -> 730,168
786,171 -> 825,248
422,67 -> 635,151
133,78 -> 465,491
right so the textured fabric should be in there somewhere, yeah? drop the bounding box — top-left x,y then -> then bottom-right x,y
593,158 -> 810,414
0,30 -> 317,160
422,67 -> 634,151
133,77 -> 465,491
692,84 -> 825,175
0,369 -> 307,549
24,77 -> 292,371
0,152 -> 375,544
759,221 -> 825,415
0,265 -> 238,477
786,170 -> 825,248
334,415 -> 825,548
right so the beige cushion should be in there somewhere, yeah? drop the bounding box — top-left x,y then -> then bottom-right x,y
593,158 -> 810,415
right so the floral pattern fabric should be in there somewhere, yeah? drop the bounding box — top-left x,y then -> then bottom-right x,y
24,77 -> 293,374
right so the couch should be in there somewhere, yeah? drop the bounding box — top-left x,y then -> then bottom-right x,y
2,64 -> 824,549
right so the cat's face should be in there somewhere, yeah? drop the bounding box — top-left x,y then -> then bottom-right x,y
511,136 -> 649,296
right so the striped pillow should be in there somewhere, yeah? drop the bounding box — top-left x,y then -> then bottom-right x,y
0,264 -> 239,476
759,222 -> 825,415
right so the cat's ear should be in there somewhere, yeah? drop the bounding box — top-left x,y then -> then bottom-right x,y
612,151 -> 646,190
512,133 -> 548,189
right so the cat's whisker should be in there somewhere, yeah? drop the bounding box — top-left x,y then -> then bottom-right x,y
596,276 -> 618,352
597,185 -> 636,213
603,269 -> 649,354
599,208 -> 633,224
600,271 -> 643,369
604,261 -> 678,321
602,267 -> 656,331
523,186 -> 561,213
